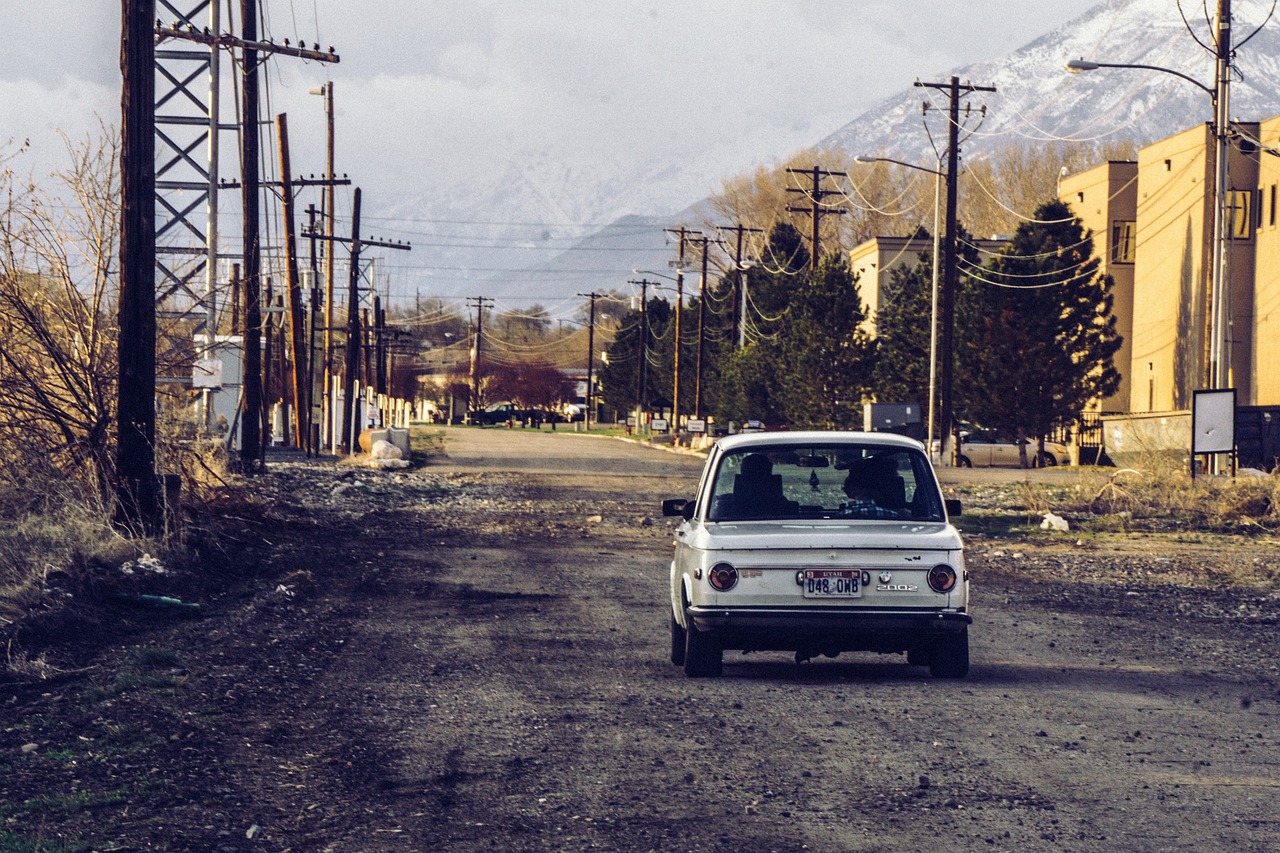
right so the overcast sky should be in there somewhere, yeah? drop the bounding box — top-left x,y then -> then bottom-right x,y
4,2 -> 1102,196
1,1 -> 1117,306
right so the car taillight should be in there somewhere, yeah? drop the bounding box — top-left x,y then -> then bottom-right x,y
927,564 -> 957,593
709,563 -> 739,592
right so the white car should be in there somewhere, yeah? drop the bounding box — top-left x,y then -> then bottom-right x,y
663,432 -> 970,678
957,432 -> 1070,468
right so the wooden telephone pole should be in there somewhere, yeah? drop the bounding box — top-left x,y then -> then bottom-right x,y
157,1 -> 339,470
118,0 -> 160,533
304,191 -> 411,451
786,166 -> 846,269
663,227 -> 700,427
916,75 -> 996,465
578,292 -> 603,429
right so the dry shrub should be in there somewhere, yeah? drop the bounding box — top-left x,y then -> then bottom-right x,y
1035,459 -> 1280,531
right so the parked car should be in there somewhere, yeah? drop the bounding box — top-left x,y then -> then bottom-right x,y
477,402 -> 526,425
956,432 -> 1070,468
662,431 -> 970,678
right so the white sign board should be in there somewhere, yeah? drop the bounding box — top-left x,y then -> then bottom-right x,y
192,358 -> 223,389
687,419 -> 706,434
651,418 -> 669,432
1192,389 -> 1235,454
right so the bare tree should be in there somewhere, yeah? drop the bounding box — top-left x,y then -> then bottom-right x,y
0,129 -> 122,501
705,147 -> 922,264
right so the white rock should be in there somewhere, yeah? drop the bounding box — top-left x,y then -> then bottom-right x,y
1040,512 -> 1070,532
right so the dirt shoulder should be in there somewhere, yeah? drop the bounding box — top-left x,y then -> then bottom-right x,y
3,429 -> 1279,852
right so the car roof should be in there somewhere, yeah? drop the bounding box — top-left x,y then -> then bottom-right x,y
715,431 -> 925,452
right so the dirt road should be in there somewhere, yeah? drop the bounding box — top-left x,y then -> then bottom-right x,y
5,427 -> 1279,851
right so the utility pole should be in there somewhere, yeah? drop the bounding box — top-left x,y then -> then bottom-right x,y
118,0 -> 160,533
340,189 -> 363,452
664,227 -> 699,428
230,263 -> 241,335
916,75 -> 996,466
155,4 -> 338,470
262,279 -> 276,444
688,235 -> 711,419
374,293 -> 387,396
628,278 -> 654,430
466,296 -> 494,419
303,193 -> 409,451
276,113 -> 308,450
313,82 -> 338,444
306,205 -> 320,454
578,292 -> 602,429
238,0 -> 264,470
717,223 -> 762,350
786,166 -> 846,269
1209,0 -> 1232,391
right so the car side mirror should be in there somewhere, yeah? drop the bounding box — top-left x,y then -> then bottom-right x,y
945,499 -> 962,517
662,499 -> 688,517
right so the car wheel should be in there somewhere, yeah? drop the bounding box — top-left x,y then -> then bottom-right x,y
906,647 -> 931,667
957,455 -> 972,468
1038,452 -> 1057,467
670,614 -> 686,666
683,612 -> 722,677
929,629 -> 969,679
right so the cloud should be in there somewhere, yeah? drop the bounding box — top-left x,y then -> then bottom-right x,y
0,77 -> 116,181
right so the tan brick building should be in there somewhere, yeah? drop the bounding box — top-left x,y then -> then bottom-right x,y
1060,118 -> 1278,413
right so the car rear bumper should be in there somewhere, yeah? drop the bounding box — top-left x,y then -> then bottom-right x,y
685,605 -> 971,654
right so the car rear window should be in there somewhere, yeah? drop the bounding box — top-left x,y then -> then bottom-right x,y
706,443 -> 944,523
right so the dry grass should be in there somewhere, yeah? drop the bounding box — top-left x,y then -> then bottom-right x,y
0,464 -> 164,642
1036,462 -> 1280,532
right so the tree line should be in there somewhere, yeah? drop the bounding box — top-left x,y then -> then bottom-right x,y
596,203 -> 1121,454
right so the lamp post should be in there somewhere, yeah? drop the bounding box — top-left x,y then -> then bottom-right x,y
1066,32 -> 1231,391
853,155 -> 946,458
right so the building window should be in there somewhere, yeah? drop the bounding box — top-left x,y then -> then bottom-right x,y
1111,221 -> 1136,264
1271,184 -> 1276,227
1227,190 -> 1253,239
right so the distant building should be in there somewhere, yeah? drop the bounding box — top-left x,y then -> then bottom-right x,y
1059,118 -> 1280,412
848,234 -> 1005,337
1057,160 -> 1138,413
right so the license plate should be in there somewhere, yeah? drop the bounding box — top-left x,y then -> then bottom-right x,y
803,569 -> 861,598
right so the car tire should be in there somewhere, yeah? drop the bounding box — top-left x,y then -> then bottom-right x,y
906,647 -> 931,667
670,614 -> 686,666
929,629 -> 969,679
957,455 -> 972,468
683,612 -> 722,677
1038,452 -> 1057,467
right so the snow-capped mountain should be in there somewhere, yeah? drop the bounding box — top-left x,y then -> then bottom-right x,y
413,0 -> 1280,308
823,0 -> 1280,166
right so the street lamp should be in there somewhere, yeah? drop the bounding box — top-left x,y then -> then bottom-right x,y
853,155 -> 946,457
1065,49 -> 1229,391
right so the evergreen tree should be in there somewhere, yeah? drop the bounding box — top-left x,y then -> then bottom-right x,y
872,247 -> 933,405
775,255 -> 877,428
874,226 -> 983,407
713,222 -> 808,426
714,225 -> 876,429
597,296 -> 673,416
955,199 -> 1122,463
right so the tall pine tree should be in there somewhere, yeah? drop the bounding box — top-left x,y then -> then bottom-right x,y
775,255 -> 877,429
955,199 -> 1121,464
